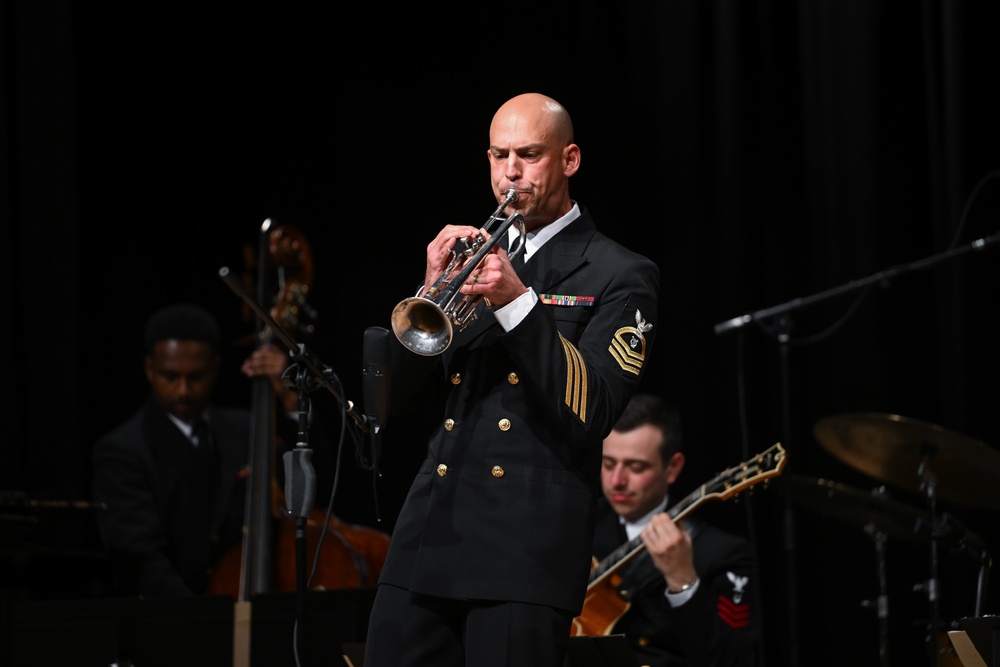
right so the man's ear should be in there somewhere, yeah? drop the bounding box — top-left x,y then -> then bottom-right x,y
563,143 -> 581,177
665,451 -> 685,485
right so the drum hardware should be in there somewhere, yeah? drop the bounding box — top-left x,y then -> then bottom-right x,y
814,412 -> 1000,666
789,475 -> 935,667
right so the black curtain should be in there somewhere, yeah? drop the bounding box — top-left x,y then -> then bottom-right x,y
3,2 -> 998,665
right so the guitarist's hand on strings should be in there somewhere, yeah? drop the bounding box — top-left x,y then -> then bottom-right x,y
642,513 -> 699,594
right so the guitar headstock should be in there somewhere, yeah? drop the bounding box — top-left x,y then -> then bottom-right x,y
704,442 -> 787,501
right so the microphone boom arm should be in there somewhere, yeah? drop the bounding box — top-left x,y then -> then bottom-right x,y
714,230 -> 1000,336
219,266 -> 371,434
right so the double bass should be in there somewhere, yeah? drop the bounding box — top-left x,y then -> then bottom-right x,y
208,221 -> 390,599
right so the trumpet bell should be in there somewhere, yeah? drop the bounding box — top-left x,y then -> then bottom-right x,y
390,189 -> 522,357
391,297 -> 454,356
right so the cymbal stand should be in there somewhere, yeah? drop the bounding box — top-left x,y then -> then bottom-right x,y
939,512 -> 992,617
861,518 -> 891,667
917,453 -> 943,667
973,545 -> 990,618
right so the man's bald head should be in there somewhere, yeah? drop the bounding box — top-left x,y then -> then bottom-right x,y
487,93 -> 580,229
490,93 -> 575,147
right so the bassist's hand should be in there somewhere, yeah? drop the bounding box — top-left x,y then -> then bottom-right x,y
241,344 -> 297,414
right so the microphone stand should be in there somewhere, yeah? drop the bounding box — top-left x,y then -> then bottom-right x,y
714,231 -> 999,338
713,231 -> 999,667
219,266 -> 372,667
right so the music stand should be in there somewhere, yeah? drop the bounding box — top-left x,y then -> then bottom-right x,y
337,637 -> 634,666
341,642 -> 366,666
960,617 -> 1000,667
565,635 -> 637,667
249,589 -> 376,667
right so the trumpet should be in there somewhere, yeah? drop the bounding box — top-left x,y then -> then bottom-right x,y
391,188 -> 527,356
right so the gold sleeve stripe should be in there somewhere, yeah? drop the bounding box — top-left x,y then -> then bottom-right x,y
609,337 -> 643,375
559,333 -> 588,423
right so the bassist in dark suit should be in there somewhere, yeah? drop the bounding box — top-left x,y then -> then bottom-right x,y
593,394 -> 760,667
91,303 -> 301,597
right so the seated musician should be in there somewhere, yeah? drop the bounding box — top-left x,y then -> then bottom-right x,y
591,393 -> 761,667
90,303 -> 343,597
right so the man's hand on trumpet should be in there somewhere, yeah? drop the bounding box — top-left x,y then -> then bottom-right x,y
422,225 -> 528,309
460,242 -> 527,308
423,224 -> 480,294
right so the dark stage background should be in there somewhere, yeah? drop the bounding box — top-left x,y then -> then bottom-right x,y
3,2 -> 999,666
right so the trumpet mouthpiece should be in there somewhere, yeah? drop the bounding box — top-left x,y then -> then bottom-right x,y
504,188 -> 519,203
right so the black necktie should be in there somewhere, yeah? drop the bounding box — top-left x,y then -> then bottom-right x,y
192,419 -> 215,464
616,519 -> 629,545
510,236 -> 527,271
504,229 -> 526,270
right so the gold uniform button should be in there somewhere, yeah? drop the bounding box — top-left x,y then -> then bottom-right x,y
444,418 -> 455,431
637,636 -> 650,647
498,418 -> 511,431
507,372 -> 519,385
450,373 -> 462,385
491,466 -> 504,478
436,464 -> 448,477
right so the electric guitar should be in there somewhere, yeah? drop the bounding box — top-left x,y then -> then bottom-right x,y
570,442 -> 787,637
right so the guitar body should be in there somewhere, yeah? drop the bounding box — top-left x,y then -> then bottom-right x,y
570,559 -> 629,636
571,442 -> 787,637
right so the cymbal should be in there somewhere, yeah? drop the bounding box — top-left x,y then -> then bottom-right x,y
788,475 -> 932,543
814,412 -> 1000,511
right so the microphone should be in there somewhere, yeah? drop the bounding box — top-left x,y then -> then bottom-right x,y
359,326 -> 391,472
362,326 -> 391,428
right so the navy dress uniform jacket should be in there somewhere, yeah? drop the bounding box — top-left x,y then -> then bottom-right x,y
379,207 -> 660,614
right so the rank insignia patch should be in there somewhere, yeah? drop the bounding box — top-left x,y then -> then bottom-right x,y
608,309 -> 653,375
717,596 -> 750,629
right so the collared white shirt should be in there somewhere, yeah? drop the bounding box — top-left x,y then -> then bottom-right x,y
620,497 -> 669,542
495,202 -> 581,331
166,411 -> 209,448
504,201 -> 581,263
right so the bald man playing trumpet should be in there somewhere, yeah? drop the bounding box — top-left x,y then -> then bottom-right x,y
364,93 -> 661,667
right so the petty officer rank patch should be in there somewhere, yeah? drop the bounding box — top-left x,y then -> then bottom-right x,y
609,309 -> 653,376
717,596 -> 751,628
718,571 -> 751,628
539,293 -> 595,306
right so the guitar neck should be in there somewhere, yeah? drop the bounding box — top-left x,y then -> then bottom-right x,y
587,442 -> 786,589
588,488 -> 702,586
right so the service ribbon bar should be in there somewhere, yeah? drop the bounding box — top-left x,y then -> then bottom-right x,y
540,294 -> 595,306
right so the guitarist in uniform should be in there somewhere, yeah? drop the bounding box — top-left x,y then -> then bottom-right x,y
594,394 -> 761,667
